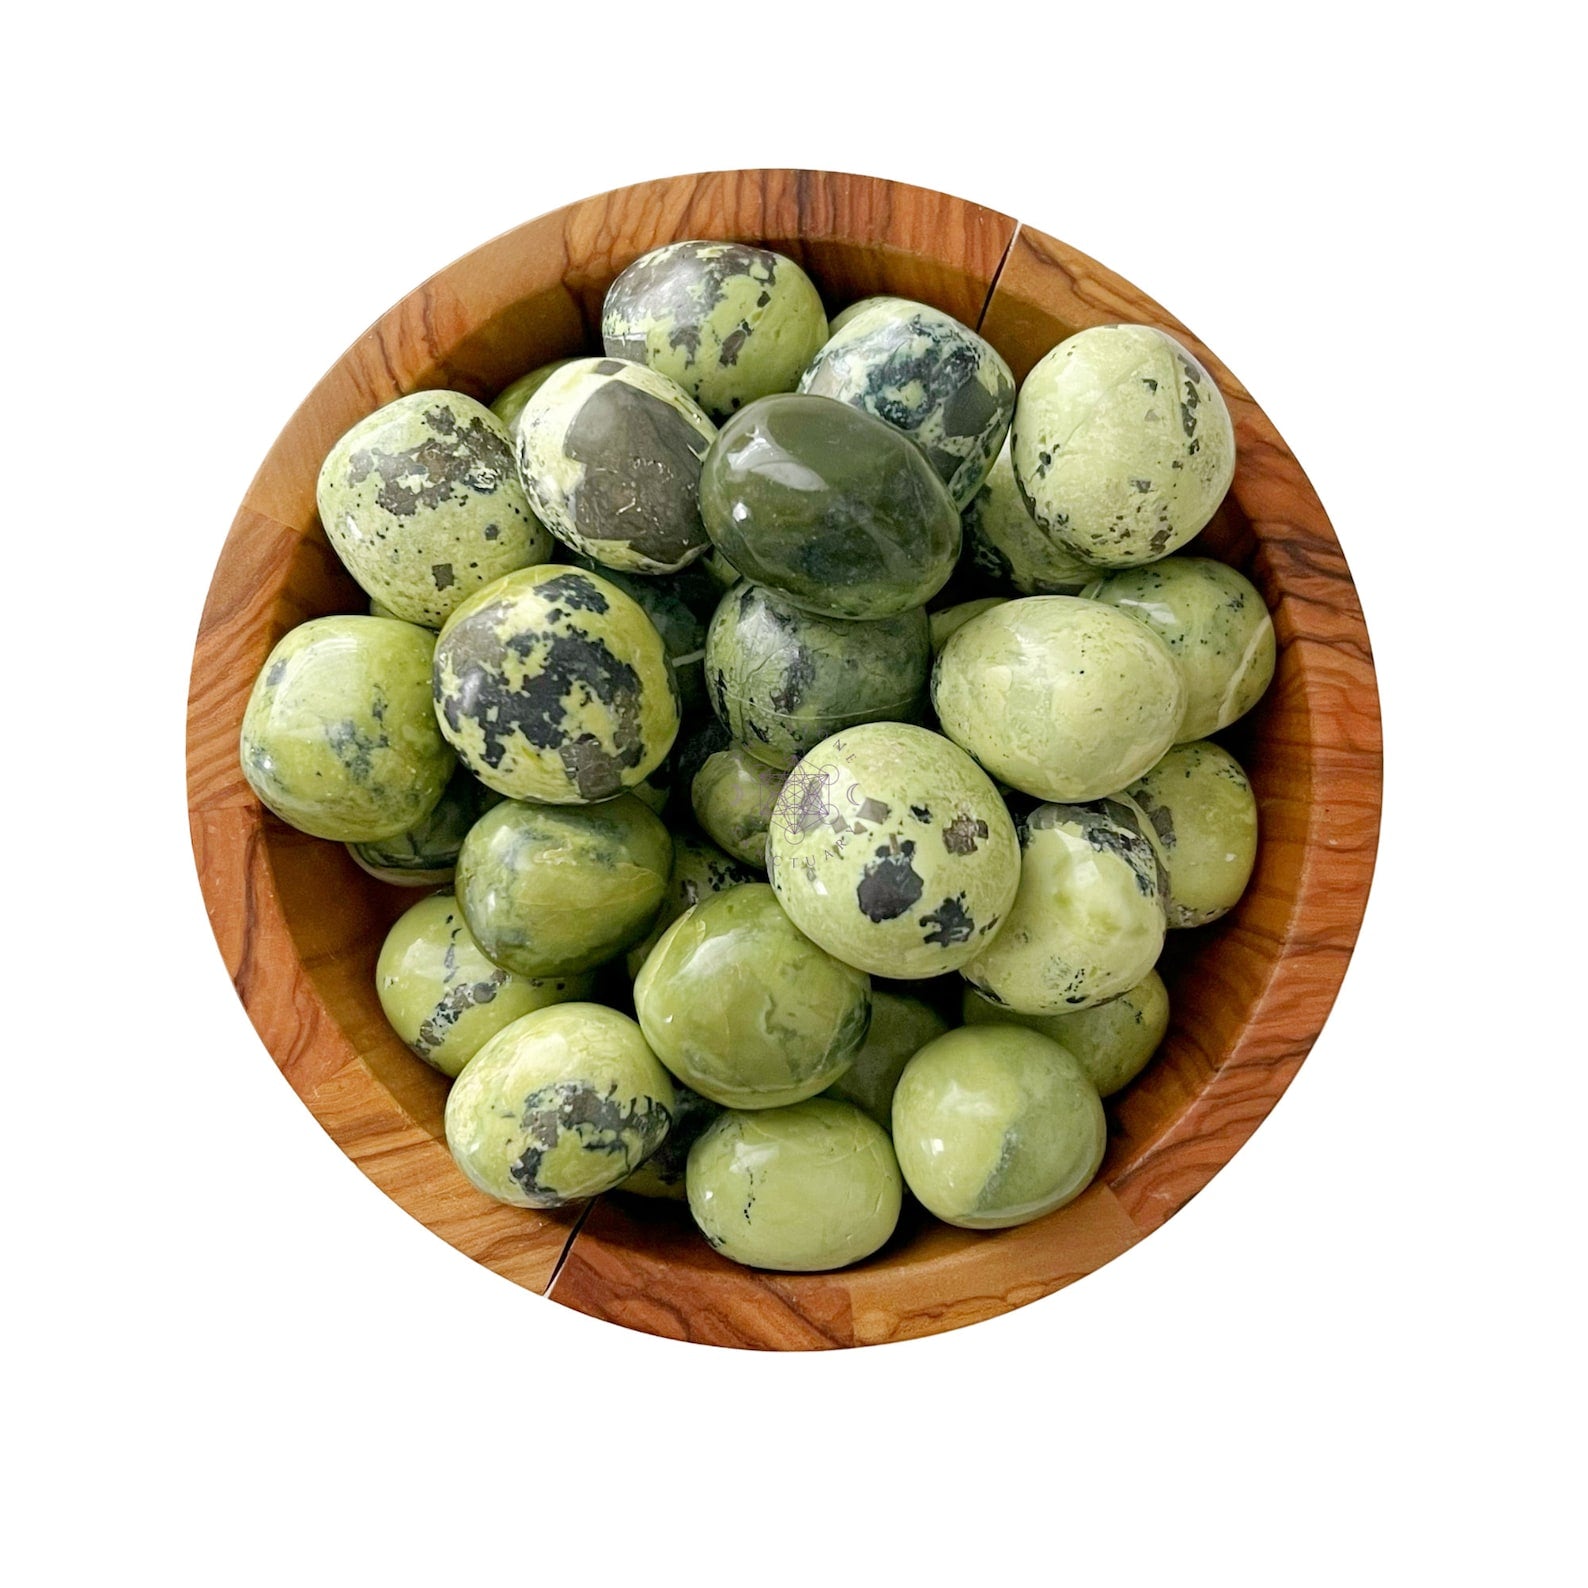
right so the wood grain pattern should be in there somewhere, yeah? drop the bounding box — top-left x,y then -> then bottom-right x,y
186,171 -> 1381,1349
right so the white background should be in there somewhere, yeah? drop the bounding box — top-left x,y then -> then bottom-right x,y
6,4 -> 1579,1582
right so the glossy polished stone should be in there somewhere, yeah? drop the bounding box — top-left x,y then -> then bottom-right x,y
799,297 -> 1014,508
1081,556 -> 1276,742
456,794 -> 672,978
376,890 -> 594,1078
686,1099 -> 901,1271
1126,741 -> 1259,927
962,968 -> 1169,1097
240,615 -> 454,843
622,830 -> 756,979
612,1082 -> 722,1201
316,391 -> 550,628
690,741 -> 786,868
892,1025 -> 1106,1230
632,883 -> 870,1109
444,1003 -> 675,1209
432,563 -> 680,804
705,581 -> 930,770
700,393 -> 961,619
963,437 -> 1099,595
822,987 -> 948,1128
764,723 -> 1020,979
960,799 -> 1167,1015
346,764 -> 502,886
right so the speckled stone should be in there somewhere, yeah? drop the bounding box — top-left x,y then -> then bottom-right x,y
240,615 -> 454,843
490,358 -> 576,432
455,794 -> 672,978
960,800 -> 1167,1014
1011,324 -> 1236,568
633,883 -> 871,1109
765,723 -> 1020,979
1081,556 -> 1275,741
700,393 -> 962,620
892,1026 -> 1106,1229
376,890 -> 594,1078
612,1082 -> 722,1201
962,968 -> 1169,1096
622,830 -> 757,978
432,563 -> 680,804
445,1003 -> 675,1209
931,596 -> 1184,801
346,765 -> 503,886
963,438 -> 1100,594
690,742 -> 787,868
799,298 -> 1014,509
601,241 -> 828,421
1126,741 -> 1259,927
514,358 -> 717,576
687,1099 -> 902,1272
569,556 -> 709,719
822,987 -> 948,1128
316,391 -> 550,628
929,597 -> 1008,653
705,581 -> 930,770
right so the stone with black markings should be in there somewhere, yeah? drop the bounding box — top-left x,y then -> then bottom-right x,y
764,722 -> 1019,979
800,297 -> 1015,509
962,437 -> 1100,595
317,391 -> 551,628
704,580 -> 931,770
602,240 -> 828,421
514,358 -> 718,575
432,563 -> 680,804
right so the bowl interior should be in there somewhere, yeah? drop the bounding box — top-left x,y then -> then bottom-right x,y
188,171 -> 1381,1348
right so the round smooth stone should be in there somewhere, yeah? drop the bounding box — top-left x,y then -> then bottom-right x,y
827,296 -> 901,336
686,1099 -> 902,1271
690,742 -> 787,867
570,556 -> 709,719
1080,556 -> 1276,741
931,595 -> 1184,802
962,968 -> 1169,1096
799,298 -> 1015,509
613,1083 -> 722,1201
240,615 -> 453,843
456,794 -> 672,978
346,765 -> 503,886
433,563 -> 680,804
764,722 -> 1020,978
1011,324 -> 1236,568
376,890 -> 594,1078
633,883 -> 870,1109
929,597 -> 1007,653
700,393 -> 962,620
1126,741 -> 1259,927
822,987 -> 948,1129
960,799 -> 1167,1014
705,581 -> 931,770
316,390 -> 550,628
490,357 -> 576,432
601,240 -> 828,421
963,437 -> 1099,594
891,1026 -> 1106,1230
623,830 -> 757,978
515,358 -> 717,576
445,1003 -> 675,1209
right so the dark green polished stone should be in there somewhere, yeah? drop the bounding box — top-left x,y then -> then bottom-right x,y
699,394 -> 962,620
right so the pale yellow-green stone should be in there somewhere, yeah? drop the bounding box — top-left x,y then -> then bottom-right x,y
376,891 -> 594,1078
962,438 -> 1099,594
623,830 -> 756,978
891,1026 -> 1106,1229
1126,741 -> 1259,927
239,615 -> 453,843
444,1003 -> 675,1209
822,989 -> 948,1128
931,595 -> 1184,802
961,969 -> 1169,1096
687,1099 -> 902,1271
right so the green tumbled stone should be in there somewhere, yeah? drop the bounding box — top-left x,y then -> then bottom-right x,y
346,765 -> 503,886
822,987 -> 948,1128
690,741 -> 786,868
700,393 -> 962,620
622,829 -> 757,978
632,883 -> 870,1109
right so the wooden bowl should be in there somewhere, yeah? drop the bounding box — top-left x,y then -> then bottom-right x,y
187,169 -> 1381,1349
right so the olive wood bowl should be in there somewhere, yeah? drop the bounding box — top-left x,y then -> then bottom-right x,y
187,169 -> 1382,1349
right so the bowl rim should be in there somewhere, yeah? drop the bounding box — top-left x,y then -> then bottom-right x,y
186,167 -> 1383,1349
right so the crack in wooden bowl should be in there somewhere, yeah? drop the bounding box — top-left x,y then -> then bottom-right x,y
186,168 -> 1382,1349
